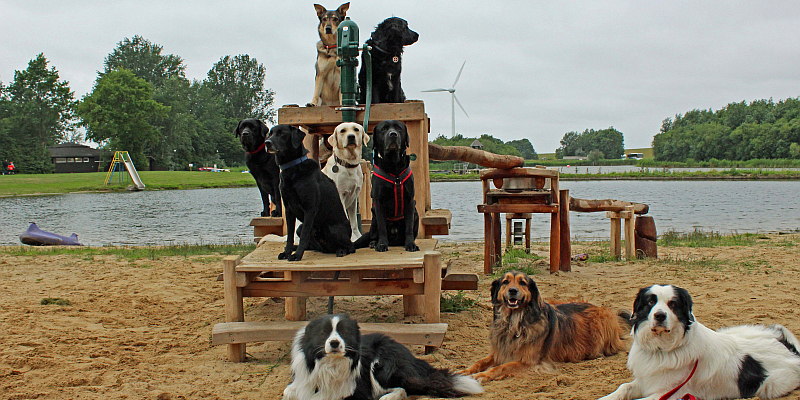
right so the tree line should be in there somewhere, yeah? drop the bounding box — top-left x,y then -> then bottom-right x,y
431,134 -> 539,160
653,98 -> 800,161
0,36 -> 274,173
556,127 -> 625,160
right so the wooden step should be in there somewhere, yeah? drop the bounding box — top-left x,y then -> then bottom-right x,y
212,321 -> 448,347
215,272 -> 479,291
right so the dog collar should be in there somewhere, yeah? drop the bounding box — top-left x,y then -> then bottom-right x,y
372,165 -> 412,221
247,142 -> 266,155
334,155 -> 360,169
323,43 -> 337,49
279,155 -> 308,171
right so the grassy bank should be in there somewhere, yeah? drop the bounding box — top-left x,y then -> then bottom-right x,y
0,170 -> 257,197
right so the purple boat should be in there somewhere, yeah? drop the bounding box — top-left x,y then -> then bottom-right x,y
19,223 -> 83,246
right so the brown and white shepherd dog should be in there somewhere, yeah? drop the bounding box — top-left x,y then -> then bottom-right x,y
462,270 -> 629,382
309,2 -> 349,107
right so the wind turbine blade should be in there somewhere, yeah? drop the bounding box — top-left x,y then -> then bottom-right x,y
452,60 -> 466,87
421,88 -> 450,92
454,94 -> 469,118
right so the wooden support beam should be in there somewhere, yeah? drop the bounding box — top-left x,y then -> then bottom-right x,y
570,198 -> 649,214
212,321 -> 448,347
223,256 -> 245,362
477,204 -> 559,214
624,205 -> 636,260
608,212 -> 622,259
244,278 -> 424,298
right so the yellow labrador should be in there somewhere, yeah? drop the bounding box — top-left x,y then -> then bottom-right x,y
322,122 -> 369,241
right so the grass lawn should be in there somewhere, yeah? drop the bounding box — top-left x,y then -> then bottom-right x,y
0,171 -> 257,197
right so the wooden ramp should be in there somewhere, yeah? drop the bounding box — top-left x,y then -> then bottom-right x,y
212,321 -> 448,347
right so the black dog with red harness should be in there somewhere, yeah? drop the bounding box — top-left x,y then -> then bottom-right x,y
354,120 -> 419,252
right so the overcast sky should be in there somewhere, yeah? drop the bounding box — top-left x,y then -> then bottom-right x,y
2,0 -> 799,153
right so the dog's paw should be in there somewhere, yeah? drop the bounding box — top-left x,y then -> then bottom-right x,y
368,240 -> 377,249
287,253 -> 303,262
405,242 -> 419,252
261,211 -> 270,217
270,210 -> 282,218
375,243 -> 389,252
305,102 -> 316,107
472,372 -> 493,383
335,248 -> 349,257
278,252 -> 289,260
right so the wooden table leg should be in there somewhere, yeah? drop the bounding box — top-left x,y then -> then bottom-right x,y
492,212 -> 502,270
505,214 -> 511,249
285,271 -> 308,321
624,206 -> 636,260
223,256 -> 245,362
608,212 -> 622,259
484,213 -> 493,274
525,216 -> 531,254
559,189 -> 571,272
549,206 -> 560,273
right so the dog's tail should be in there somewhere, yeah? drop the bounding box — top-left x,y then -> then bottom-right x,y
408,363 -> 483,398
353,231 -> 371,249
618,309 -> 635,327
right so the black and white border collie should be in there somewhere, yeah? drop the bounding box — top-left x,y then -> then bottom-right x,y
600,284 -> 800,400
283,314 -> 483,400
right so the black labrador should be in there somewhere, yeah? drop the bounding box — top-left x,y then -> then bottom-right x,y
235,119 -> 281,217
264,125 -> 354,261
354,120 -> 419,252
358,17 -> 419,104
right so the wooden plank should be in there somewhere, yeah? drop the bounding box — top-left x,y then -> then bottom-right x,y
278,102 -> 426,126
610,217 -> 622,259
424,252 -> 442,324
242,279 -> 424,297
480,167 -> 559,180
441,273 -> 479,291
236,271 -> 260,288
212,321 -> 448,347
477,204 -> 558,214
250,217 -> 284,227
422,209 -> 452,226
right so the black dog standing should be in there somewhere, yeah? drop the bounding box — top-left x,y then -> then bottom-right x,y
355,120 -> 419,252
235,119 -> 281,217
358,17 -> 419,104
265,125 -> 354,261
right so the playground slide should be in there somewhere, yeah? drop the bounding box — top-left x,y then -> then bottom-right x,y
123,159 -> 146,189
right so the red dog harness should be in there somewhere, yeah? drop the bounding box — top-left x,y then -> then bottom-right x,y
372,165 -> 412,221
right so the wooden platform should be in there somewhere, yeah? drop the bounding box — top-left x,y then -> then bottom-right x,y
216,239 -> 468,362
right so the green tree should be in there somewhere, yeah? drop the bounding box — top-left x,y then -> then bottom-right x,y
588,149 -> 604,162
3,54 -> 77,173
77,69 -> 169,167
558,127 -> 624,159
103,35 -> 186,88
790,142 -> 800,159
205,55 -> 275,122
507,138 -> 538,159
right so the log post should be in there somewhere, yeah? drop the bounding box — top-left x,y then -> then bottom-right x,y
608,211 -> 622,259
635,215 -> 658,258
428,142 -> 524,169
559,190 -> 571,272
624,206 -> 636,260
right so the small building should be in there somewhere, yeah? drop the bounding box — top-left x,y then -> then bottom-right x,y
47,143 -> 108,173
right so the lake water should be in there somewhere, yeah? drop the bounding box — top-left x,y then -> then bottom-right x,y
1,180 -> 798,246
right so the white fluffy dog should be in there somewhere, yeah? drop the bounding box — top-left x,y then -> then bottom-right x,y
600,284 -> 800,400
322,122 -> 369,242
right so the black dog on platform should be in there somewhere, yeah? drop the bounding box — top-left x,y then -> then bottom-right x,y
235,119 -> 281,217
354,120 -> 419,252
265,125 -> 354,261
358,17 -> 419,104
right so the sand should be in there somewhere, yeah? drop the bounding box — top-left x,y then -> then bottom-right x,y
2,234 -> 800,400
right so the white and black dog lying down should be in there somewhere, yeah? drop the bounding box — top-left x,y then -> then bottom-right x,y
599,284 -> 800,400
283,314 -> 483,400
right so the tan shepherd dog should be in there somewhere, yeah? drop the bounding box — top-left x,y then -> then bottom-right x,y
462,270 -> 629,382
309,3 -> 348,107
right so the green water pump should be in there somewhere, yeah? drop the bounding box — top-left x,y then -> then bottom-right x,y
337,17 -> 372,126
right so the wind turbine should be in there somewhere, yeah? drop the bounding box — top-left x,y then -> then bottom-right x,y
422,60 -> 469,137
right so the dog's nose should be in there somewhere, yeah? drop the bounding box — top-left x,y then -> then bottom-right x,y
388,130 -> 398,138
329,339 -> 340,349
654,311 -> 667,323
325,26 -> 333,34
508,288 -> 518,296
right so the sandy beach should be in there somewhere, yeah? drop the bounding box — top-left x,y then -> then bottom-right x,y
2,234 -> 800,399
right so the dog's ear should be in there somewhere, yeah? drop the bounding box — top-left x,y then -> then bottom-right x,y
337,2 -> 349,17
327,131 -> 337,149
526,275 -> 543,313
314,4 -> 326,19
490,277 -> 502,306
362,129 -> 370,145
673,285 -> 695,326
234,120 -> 243,137
291,126 -> 306,149
401,124 -> 410,148
259,120 -> 269,138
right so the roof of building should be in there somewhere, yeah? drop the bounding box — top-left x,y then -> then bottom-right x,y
47,143 -> 108,158
470,139 -> 483,148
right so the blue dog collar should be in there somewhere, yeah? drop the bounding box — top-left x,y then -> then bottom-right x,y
279,155 -> 308,171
